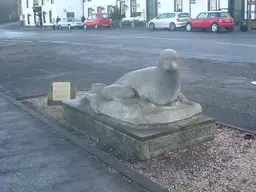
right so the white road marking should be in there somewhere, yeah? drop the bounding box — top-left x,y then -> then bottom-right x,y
251,81 -> 256,85
87,34 -> 185,41
214,42 -> 256,48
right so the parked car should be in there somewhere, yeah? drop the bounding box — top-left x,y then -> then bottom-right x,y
84,13 -> 112,29
185,11 -> 235,32
58,18 -> 84,29
148,12 -> 191,31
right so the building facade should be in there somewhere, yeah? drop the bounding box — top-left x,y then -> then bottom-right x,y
82,0 -> 230,21
19,0 -> 256,26
0,0 -> 19,23
21,0 -> 83,26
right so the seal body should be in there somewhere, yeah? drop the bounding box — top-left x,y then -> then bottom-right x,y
114,66 -> 180,105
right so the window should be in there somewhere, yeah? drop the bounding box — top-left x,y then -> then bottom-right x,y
98,13 -> 109,18
41,0 -> 44,5
66,12 -> 74,18
49,11 -> 52,23
43,12 -> 46,23
220,12 -> 231,17
197,12 -> 208,19
208,12 -> 219,18
27,14 -> 30,24
97,6 -> 102,13
88,8 -> 93,17
26,0 -> 29,8
107,5 -> 113,15
51,0 -> 54,4
166,13 -> 175,18
174,0 -> 183,12
157,13 -> 168,19
209,0 -> 217,11
178,13 -> 190,18
34,13 -> 36,24
130,0 -> 137,17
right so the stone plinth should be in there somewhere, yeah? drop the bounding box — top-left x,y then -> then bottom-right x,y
62,98 -> 216,160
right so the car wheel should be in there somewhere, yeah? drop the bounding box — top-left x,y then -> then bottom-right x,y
211,23 -> 219,32
240,27 -> 248,32
169,22 -> 176,31
68,24 -> 72,30
149,22 -> 155,31
185,23 -> 193,32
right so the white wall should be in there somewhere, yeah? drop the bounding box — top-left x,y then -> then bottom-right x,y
84,0 -> 146,21
189,0 -> 208,18
21,0 -> 83,26
83,0 -> 116,18
21,0 -> 35,25
158,0 -> 230,18
41,0 -> 57,26
157,0 -> 174,14
219,0 -> 228,9
55,0 -> 83,20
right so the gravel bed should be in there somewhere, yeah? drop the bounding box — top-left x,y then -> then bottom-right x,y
24,92 -> 256,192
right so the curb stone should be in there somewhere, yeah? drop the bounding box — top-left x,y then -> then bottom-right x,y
0,91 -> 168,192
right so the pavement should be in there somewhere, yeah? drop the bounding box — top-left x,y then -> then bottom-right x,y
0,93 -> 148,192
0,24 -> 255,132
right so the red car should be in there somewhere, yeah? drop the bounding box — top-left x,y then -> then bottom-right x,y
185,11 -> 235,32
84,13 -> 112,29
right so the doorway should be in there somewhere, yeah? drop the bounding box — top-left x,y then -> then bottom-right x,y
228,0 -> 243,25
146,0 -> 158,21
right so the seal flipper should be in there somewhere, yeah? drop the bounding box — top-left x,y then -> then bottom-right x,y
91,83 -> 106,93
178,92 -> 194,105
99,84 -> 135,101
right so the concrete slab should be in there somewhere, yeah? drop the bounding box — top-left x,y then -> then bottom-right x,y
62,99 -> 216,160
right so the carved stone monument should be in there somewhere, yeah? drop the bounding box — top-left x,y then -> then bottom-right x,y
62,49 -> 216,160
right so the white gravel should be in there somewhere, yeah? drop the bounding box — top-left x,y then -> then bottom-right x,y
25,92 -> 256,192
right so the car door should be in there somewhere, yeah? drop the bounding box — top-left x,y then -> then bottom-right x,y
85,15 -> 93,26
194,12 -> 208,28
59,18 -> 65,27
98,13 -> 110,26
154,13 -> 168,28
91,14 -> 98,26
67,18 -> 73,27
165,13 -> 176,28
207,12 -> 219,28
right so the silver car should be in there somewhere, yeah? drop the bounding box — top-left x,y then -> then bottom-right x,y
58,18 -> 84,30
148,12 -> 191,31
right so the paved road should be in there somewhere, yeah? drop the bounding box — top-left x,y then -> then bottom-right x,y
0,26 -> 255,131
0,95 -> 147,192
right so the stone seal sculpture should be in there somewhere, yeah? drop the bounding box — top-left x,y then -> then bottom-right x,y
84,49 -> 202,126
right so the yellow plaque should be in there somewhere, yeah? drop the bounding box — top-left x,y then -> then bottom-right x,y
52,82 -> 71,101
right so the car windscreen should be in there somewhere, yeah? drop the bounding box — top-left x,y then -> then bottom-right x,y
178,13 -> 190,18
67,18 -> 79,22
99,14 -> 109,18
219,12 -> 231,17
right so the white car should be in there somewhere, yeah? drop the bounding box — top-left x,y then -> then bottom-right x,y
148,12 -> 191,31
58,18 -> 84,30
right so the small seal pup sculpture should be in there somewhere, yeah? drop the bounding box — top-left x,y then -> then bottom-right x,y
92,49 -> 192,105
84,49 -> 202,125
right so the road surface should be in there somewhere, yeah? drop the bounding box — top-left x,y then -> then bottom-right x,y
0,26 -> 255,131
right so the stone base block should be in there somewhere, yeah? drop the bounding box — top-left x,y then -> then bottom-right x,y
62,99 -> 216,160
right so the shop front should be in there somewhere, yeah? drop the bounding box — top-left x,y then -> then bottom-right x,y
228,0 -> 256,27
